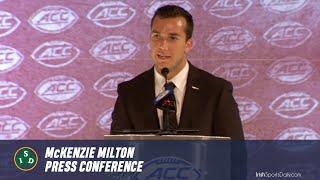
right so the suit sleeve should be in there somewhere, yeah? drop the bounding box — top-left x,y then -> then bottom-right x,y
110,83 -> 134,134
215,81 -> 244,140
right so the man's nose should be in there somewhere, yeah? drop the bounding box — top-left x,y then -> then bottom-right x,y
159,38 -> 169,50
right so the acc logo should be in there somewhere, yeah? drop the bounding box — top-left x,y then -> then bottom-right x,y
90,35 -> 138,63
267,56 -> 313,85
207,26 -> 255,54
203,0 -> 252,18
28,5 -> 78,33
0,11 -> 20,37
97,108 -> 113,131
37,111 -> 86,138
145,0 -> 194,18
0,81 -> 26,108
263,21 -> 312,48
260,0 -> 309,14
35,75 -> 84,104
235,96 -> 261,122
0,115 -> 29,139
133,157 -> 202,179
269,92 -> 318,119
31,40 -> 80,68
0,45 -> 24,73
213,62 -> 257,89
87,1 -> 136,28
276,127 -> 320,140
94,72 -> 133,98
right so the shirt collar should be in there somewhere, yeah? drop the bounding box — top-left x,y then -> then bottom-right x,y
154,62 -> 189,92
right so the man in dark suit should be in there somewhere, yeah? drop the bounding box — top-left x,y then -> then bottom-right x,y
111,5 -> 244,140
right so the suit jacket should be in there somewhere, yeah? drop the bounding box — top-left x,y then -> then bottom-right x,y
111,63 -> 244,140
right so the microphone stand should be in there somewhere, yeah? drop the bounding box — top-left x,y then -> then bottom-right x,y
158,68 -> 178,135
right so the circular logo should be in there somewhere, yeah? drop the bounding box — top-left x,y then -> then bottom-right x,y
14,147 -> 38,171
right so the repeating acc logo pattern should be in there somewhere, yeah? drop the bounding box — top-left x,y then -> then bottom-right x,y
235,96 -> 261,122
203,0 -> 252,18
0,115 -> 30,139
207,26 -> 255,53
276,127 -> 320,140
35,75 -> 84,104
263,21 -> 312,48
97,108 -> 113,131
37,111 -> 86,138
0,81 -> 27,108
90,35 -> 139,63
94,72 -> 133,98
0,45 -> 24,73
87,1 -> 136,28
267,56 -> 314,85
213,62 -> 257,89
0,11 -> 20,37
31,40 -> 80,68
28,5 -> 78,33
260,0 -> 309,14
269,92 -> 318,119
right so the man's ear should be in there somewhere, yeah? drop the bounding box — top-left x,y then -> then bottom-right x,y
185,39 -> 193,53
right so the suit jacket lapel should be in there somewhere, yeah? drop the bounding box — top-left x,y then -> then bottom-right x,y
142,68 -> 160,129
179,63 -> 202,129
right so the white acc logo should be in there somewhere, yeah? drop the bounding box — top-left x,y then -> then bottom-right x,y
235,96 -> 261,123
207,26 -> 255,53
267,56 -> 313,85
0,115 -> 29,139
35,75 -> 84,104
145,0 -> 194,18
0,45 -> 24,73
90,35 -> 138,63
28,5 -> 78,33
0,81 -> 26,108
261,0 -> 309,14
94,72 -> 133,98
87,1 -> 136,28
31,40 -> 80,68
203,0 -> 252,18
97,108 -> 113,131
263,21 -> 312,48
269,92 -> 318,119
276,127 -> 320,140
38,111 -> 86,138
213,62 -> 257,89
0,11 -> 20,37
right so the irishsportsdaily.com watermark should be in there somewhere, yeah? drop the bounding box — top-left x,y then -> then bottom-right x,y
256,171 -> 302,178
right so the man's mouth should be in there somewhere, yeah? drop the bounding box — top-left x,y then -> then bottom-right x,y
157,54 -> 171,60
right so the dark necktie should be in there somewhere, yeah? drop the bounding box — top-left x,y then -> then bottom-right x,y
163,82 -> 178,131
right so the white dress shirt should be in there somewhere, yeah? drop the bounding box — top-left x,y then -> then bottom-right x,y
154,62 -> 189,129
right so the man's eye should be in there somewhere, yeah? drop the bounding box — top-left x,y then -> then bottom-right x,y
170,36 -> 178,40
152,34 -> 160,38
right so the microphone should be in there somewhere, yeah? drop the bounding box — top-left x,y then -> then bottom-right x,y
154,67 -> 175,111
161,67 -> 169,79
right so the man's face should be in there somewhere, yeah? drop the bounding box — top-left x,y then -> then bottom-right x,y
150,16 -> 193,79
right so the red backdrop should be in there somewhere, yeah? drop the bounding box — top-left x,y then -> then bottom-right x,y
0,0 -> 319,139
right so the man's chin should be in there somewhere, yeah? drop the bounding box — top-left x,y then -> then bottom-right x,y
156,63 -> 171,70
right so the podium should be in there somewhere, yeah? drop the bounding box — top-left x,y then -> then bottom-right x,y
104,134 -> 230,140
104,134 -> 232,179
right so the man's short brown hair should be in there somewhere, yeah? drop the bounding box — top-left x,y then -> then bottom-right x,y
151,5 -> 194,40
